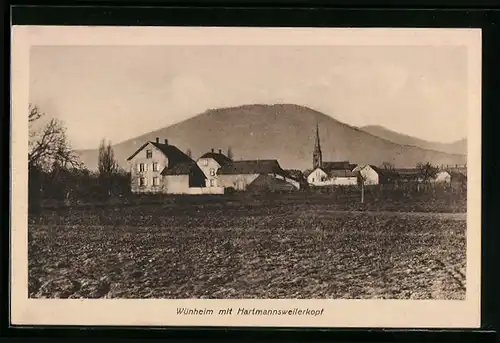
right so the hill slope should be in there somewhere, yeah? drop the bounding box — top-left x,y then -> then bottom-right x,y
76,104 -> 467,171
360,125 -> 467,155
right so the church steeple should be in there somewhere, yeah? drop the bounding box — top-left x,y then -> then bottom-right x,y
313,122 -> 323,169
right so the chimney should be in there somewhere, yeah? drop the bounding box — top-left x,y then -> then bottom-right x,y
219,149 -> 222,154
164,139 -> 168,145
211,148 -> 214,153
156,137 -> 159,143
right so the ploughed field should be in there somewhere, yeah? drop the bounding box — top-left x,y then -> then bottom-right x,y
28,199 -> 466,300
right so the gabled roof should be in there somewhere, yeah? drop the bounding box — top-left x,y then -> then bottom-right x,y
322,161 -> 352,172
394,168 -> 420,175
328,169 -> 357,178
218,159 -> 284,175
247,174 -> 298,191
199,152 -> 233,166
370,165 -> 399,178
161,161 -> 205,177
127,141 -> 192,165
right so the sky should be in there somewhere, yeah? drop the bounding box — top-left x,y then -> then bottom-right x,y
29,45 -> 468,150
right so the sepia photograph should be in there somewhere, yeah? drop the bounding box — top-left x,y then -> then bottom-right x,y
11,26 -> 481,328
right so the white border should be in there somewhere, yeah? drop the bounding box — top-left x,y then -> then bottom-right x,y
11,26 -> 482,328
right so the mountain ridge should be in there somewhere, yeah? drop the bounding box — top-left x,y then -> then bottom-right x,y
359,124 -> 467,155
75,104 -> 467,171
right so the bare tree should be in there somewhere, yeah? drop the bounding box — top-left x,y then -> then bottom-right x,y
28,104 -> 81,170
98,139 -> 119,196
28,105 -> 82,211
98,139 -> 118,176
416,162 -> 439,184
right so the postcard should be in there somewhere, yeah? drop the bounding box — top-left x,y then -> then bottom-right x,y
11,26 -> 481,328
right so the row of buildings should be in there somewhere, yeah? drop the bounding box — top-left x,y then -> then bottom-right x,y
126,125 -> 467,195
307,124 -> 467,188
126,138 -> 301,194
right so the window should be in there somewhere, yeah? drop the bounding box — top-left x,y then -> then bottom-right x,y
153,177 -> 160,186
139,163 -> 145,172
139,177 -> 147,187
146,150 -> 152,159
153,163 -> 159,172
210,179 -> 215,187
209,168 -> 215,176
203,159 -> 208,166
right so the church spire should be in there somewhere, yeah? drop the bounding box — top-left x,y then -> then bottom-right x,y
313,122 -> 323,169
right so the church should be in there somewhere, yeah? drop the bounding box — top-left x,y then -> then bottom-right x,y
306,124 -> 359,186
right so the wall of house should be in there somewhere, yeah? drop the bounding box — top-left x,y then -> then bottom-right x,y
307,167 -> 358,186
196,158 -> 221,187
218,174 -> 260,191
129,143 -> 169,193
433,171 -> 451,184
187,187 -> 225,195
307,168 -> 328,185
162,175 -> 191,194
331,177 -> 358,185
360,166 -> 379,185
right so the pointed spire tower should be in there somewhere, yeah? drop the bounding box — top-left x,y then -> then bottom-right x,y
313,122 -> 323,169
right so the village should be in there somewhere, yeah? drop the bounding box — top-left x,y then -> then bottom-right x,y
126,124 -> 468,195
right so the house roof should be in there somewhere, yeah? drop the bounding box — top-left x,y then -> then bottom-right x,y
394,168 -> 420,176
369,165 -> 399,178
161,161 -> 205,176
126,141 -> 192,165
247,174 -> 298,191
328,169 -> 357,178
322,161 -> 352,172
218,159 -> 284,175
199,152 -> 233,166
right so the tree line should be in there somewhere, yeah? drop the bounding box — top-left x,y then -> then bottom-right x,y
28,105 -> 127,214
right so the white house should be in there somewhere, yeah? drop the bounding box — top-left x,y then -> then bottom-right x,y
432,170 -> 452,185
126,137 -> 206,194
196,149 -> 232,190
307,161 -> 358,186
352,164 -> 380,185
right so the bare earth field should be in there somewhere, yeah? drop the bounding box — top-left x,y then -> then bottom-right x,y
28,198 -> 466,300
